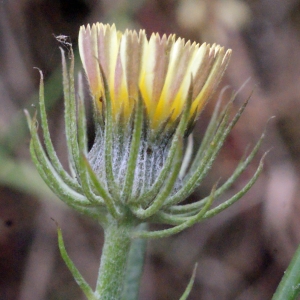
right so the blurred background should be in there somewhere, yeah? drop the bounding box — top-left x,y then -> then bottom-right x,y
0,0 -> 299,299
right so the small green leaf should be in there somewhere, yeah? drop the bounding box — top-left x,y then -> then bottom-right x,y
179,263 -> 198,300
57,226 -> 97,300
273,242 -> 300,300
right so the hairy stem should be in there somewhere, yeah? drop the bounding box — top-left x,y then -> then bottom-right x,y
96,220 -> 133,300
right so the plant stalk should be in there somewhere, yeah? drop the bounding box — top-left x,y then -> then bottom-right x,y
95,220 -> 133,300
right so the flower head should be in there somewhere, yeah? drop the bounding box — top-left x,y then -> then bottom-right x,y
27,23 -> 264,240
79,23 -> 231,131
25,23 -> 265,300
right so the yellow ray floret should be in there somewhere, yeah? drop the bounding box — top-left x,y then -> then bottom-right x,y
79,23 -> 231,129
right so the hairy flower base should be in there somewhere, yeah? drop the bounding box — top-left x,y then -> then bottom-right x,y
89,126 -> 183,201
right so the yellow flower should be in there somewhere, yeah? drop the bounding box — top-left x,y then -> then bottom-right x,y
78,23 -> 231,130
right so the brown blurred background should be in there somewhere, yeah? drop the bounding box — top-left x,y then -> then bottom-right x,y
0,0 -> 299,299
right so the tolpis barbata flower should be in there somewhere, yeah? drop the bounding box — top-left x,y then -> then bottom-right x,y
27,23 -> 264,239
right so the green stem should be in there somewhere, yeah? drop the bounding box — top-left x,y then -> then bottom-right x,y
96,221 -> 133,300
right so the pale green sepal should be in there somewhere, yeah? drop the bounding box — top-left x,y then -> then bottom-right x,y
164,103 -> 231,207
83,155 -> 123,220
76,77 -> 105,206
99,64 -> 120,202
189,87 -> 228,174
26,106 -> 100,219
179,134 -> 193,179
57,226 -> 97,300
179,263 -> 198,300
203,155 -> 265,219
77,72 -> 88,154
60,48 -> 80,178
78,154 -> 106,206
204,130 -> 264,203
123,91 -> 144,203
167,129 -> 265,215
34,68 -> 82,193
132,184 -> 215,239
28,113 -> 89,205
29,141 -> 102,219
165,154 -> 264,221
166,97 -> 249,207
29,140 -> 89,206
150,211 -> 188,226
